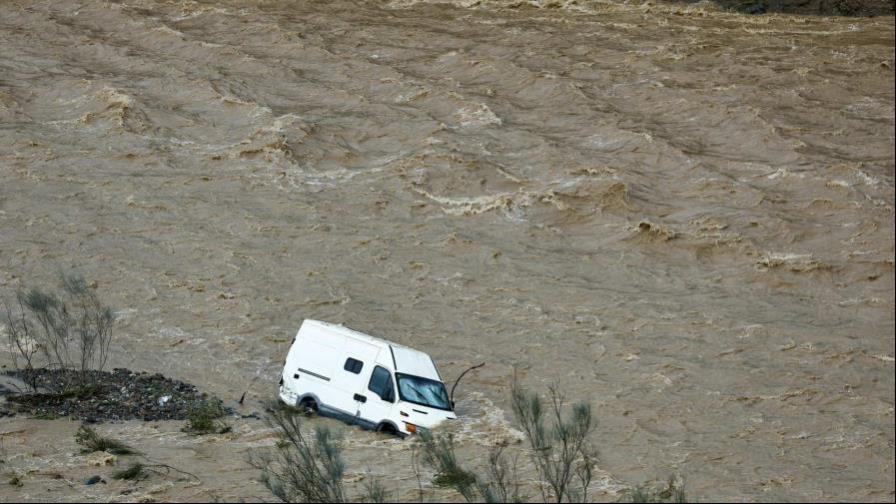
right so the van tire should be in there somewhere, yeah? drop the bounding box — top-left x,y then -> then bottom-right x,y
298,397 -> 318,414
376,422 -> 399,436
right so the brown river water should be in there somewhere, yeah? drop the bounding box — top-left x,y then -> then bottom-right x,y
0,0 -> 893,501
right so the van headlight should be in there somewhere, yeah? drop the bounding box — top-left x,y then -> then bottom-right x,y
404,422 -> 430,435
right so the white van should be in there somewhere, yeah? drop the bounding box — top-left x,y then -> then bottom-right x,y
278,319 -> 457,436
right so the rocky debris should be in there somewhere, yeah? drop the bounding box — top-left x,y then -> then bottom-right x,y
1,368 -> 230,422
85,475 -> 105,485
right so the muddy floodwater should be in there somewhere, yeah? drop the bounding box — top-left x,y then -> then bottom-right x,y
0,0 -> 893,501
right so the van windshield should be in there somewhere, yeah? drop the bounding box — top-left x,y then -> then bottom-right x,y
395,373 -> 452,411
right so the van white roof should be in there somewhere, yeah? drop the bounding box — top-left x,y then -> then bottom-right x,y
303,320 -> 442,381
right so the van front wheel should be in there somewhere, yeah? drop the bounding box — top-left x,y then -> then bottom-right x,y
376,422 -> 399,436
298,398 -> 318,415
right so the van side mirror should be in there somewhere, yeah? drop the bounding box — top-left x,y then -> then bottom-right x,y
451,400 -> 456,411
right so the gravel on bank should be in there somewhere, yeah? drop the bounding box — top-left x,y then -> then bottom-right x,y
1,368 -> 229,422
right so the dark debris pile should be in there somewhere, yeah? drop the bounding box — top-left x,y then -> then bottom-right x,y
2,368 -> 229,422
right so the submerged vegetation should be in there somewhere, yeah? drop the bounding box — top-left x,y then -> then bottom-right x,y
628,478 -> 688,503
112,463 -> 146,481
418,429 -> 481,500
182,399 -> 231,435
419,429 -> 523,503
256,380 -> 689,503
74,424 -> 139,456
71,427 -> 201,485
253,401 -> 347,503
510,377 -> 596,503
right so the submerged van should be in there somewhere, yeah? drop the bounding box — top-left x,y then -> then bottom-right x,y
278,319 -> 456,436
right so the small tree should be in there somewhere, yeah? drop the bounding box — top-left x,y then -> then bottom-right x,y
254,402 -> 346,503
3,272 -> 115,392
418,430 -> 521,503
483,444 -> 523,503
511,377 -> 597,503
60,273 -> 114,385
2,297 -> 41,392
418,429 -> 479,502
362,478 -> 390,503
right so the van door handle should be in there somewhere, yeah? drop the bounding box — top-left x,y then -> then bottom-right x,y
353,394 -> 367,403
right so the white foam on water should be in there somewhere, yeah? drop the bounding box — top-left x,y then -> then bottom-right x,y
453,103 -> 502,129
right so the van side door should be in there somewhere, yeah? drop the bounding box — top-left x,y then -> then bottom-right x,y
331,341 -> 382,420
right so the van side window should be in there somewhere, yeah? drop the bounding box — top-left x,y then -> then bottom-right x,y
368,366 -> 395,402
344,358 -> 363,374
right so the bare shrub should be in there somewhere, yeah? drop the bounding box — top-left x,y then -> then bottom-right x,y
511,377 -> 597,503
628,477 -> 688,503
182,399 -> 230,435
60,273 -> 114,384
483,444 -> 523,503
363,477 -> 389,503
418,430 -> 521,503
253,384 -> 689,504
2,298 -> 40,392
75,424 -> 139,455
418,429 -> 480,502
112,463 -> 146,481
3,272 -> 115,392
253,402 -> 346,503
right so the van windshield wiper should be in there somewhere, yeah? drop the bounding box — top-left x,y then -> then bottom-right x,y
405,383 -> 428,401
404,383 -> 442,407
397,373 -> 451,409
